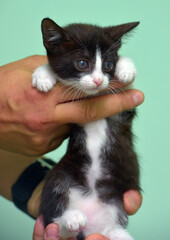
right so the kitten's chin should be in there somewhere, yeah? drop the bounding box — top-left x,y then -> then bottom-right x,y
82,85 -> 109,96
83,89 -> 101,96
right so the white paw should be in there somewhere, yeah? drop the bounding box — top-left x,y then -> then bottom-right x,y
107,229 -> 134,240
32,65 -> 57,92
115,57 -> 136,83
62,210 -> 87,232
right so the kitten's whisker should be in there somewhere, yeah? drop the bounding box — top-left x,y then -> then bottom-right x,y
60,81 -> 76,93
107,87 -> 117,96
108,84 -> 124,94
60,80 -> 84,102
70,87 -> 82,103
61,85 -> 78,102
107,86 -> 124,111
70,30 -> 87,51
108,84 -> 133,112
106,39 -> 121,53
66,82 -> 85,103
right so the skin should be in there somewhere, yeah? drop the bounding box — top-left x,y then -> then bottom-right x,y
0,56 -> 144,240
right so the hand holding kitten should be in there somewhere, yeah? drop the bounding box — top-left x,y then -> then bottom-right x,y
0,55 -> 144,156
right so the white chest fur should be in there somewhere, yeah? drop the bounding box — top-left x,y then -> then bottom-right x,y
53,116 -> 133,240
83,119 -> 107,189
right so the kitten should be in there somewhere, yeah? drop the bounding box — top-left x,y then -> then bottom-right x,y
32,18 -> 140,240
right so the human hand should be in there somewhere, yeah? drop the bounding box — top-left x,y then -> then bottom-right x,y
33,218 -> 109,240
0,55 -> 144,156
32,188 -> 142,240
0,56 -> 68,156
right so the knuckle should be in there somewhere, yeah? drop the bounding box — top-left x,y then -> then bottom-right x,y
9,68 -> 26,81
26,55 -> 47,67
31,55 -> 41,60
32,135 -> 44,146
84,102 -> 98,122
25,116 -> 43,131
26,55 -> 41,62
32,135 -> 47,153
25,86 -> 41,103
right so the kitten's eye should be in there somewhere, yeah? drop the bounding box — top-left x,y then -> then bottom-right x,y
75,60 -> 88,70
104,61 -> 113,71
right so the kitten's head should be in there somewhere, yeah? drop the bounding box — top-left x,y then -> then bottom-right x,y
41,18 -> 139,95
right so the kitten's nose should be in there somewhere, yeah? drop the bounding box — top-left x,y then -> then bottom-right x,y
94,78 -> 103,87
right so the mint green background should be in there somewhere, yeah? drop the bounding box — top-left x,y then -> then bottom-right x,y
0,0 -> 170,239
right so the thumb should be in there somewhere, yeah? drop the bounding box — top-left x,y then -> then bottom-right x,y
33,216 -> 45,240
54,89 -> 144,124
85,233 -> 109,240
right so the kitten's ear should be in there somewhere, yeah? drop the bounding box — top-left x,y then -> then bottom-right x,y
41,18 -> 70,52
104,22 -> 140,48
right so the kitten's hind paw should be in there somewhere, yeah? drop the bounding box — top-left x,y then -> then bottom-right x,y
107,229 -> 134,240
62,210 -> 87,232
32,65 -> 57,92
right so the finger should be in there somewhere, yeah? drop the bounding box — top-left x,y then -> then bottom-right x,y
55,89 -> 144,124
123,190 -> 143,215
49,124 -> 71,139
48,136 -> 68,152
27,182 -> 44,218
85,233 -> 109,240
33,216 -> 45,240
24,55 -> 47,69
47,125 -> 71,152
44,223 -> 60,240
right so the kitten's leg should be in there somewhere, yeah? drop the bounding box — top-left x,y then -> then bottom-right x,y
52,205 -> 87,239
32,64 -> 57,92
114,57 -> 136,83
99,203 -> 133,240
41,169 -> 87,239
40,169 -> 70,227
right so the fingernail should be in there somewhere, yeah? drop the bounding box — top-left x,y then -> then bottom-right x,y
133,92 -> 144,105
85,233 -> 109,240
45,227 -> 59,239
129,196 -> 138,212
37,215 -> 43,224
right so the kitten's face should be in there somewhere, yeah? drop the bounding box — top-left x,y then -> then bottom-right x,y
75,49 -> 114,95
51,47 -> 117,95
41,19 -> 139,95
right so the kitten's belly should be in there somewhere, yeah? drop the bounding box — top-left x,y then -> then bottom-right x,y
69,188 -> 119,236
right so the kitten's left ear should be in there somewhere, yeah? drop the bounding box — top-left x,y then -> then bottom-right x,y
41,18 -> 70,52
104,22 -> 140,47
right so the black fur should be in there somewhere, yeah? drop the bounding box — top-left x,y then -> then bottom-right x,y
39,18 -> 140,237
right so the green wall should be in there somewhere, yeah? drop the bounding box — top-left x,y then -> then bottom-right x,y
0,0 -> 170,239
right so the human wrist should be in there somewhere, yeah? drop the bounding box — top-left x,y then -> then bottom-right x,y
11,157 -> 56,218
0,150 -> 37,200
27,180 -> 44,218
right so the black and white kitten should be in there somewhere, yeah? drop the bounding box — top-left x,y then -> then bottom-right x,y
32,18 -> 140,240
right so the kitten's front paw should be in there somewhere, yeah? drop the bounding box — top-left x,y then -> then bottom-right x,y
107,229 -> 134,240
115,57 -> 136,83
62,210 -> 87,232
32,65 -> 57,92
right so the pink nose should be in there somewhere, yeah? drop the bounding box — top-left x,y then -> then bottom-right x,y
94,78 -> 103,87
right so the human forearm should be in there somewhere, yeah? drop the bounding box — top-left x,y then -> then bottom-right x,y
0,149 -> 37,200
